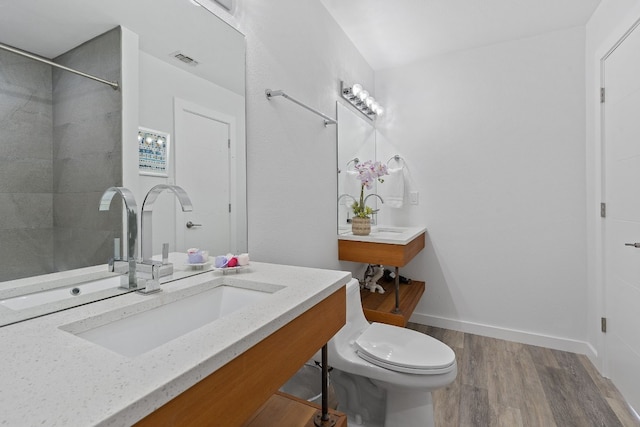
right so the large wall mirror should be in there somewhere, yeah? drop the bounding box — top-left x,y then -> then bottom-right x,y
0,0 -> 246,326
337,102 -> 376,234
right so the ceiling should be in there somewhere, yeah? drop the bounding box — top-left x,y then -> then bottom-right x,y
319,0 -> 602,70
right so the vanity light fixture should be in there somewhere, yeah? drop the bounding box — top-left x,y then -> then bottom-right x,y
139,130 -> 165,148
341,81 -> 384,120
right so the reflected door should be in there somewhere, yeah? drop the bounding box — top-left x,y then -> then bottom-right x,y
602,21 -> 640,413
174,99 -> 232,255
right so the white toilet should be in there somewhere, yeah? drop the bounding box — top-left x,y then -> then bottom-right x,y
318,278 -> 457,427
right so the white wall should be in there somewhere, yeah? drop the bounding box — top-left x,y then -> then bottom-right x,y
233,0 -> 374,269
375,27 -> 589,353
585,0 -> 640,371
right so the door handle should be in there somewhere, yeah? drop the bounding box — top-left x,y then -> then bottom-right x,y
186,221 -> 202,229
625,243 -> 640,248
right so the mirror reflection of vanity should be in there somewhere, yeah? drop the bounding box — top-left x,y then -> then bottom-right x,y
336,92 -> 426,327
0,0 -> 246,326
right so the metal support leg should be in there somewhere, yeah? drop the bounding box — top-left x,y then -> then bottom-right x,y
314,344 -> 336,426
393,266 -> 401,313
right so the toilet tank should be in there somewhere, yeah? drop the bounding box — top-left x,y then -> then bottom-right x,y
344,278 -> 370,331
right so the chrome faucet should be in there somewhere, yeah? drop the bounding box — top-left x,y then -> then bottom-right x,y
140,184 -> 193,263
99,187 -> 139,289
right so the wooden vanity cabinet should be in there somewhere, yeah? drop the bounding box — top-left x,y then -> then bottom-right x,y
338,231 -> 425,267
135,286 -> 346,427
339,232 -> 426,327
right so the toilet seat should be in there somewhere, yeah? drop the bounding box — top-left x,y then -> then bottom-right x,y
354,323 -> 456,375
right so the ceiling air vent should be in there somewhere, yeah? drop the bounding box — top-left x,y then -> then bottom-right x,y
172,52 -> 199,67
214,0 -> 233,11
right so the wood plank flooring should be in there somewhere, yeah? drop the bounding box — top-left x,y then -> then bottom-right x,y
407,323 -> 640,427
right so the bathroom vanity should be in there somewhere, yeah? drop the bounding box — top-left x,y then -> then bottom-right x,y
0,263 -> 350,426
338,226 -> 426,326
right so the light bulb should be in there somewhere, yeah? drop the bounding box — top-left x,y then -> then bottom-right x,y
145,136 -> 154,145
138,134 -> 143,143
352,84 -> 363,97
376,106 -> 384,116
365,97 -> 375,108
358,90 -> 369,102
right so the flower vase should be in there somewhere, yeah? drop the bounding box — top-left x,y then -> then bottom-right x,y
351,217 -> 371,236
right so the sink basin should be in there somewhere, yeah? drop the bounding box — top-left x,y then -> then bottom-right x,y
0,276 -> 122,311
63,280 -> 278,357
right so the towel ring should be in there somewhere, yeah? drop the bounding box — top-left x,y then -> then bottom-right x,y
346,158 -> 360,169
386,155 -> 406,167
338,157 -> 360,174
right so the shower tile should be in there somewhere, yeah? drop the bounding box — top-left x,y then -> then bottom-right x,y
0,228 -> 54,282
0,193 -> 53,229
53,191 -> 122,231
0,158 -> 53,193
53,151 -> 122,193
0,97 -> 52,161
52,27 -> 121,124
53,111 -> 121,159
0,119 -> 53,160
53,85 -> 121,124
53,27 -> 121,92
0,26 -> 123,282
54,227 -> 119,271
0,50 -> 52,95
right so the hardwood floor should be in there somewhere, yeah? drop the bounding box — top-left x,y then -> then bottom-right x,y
407,323 -> 640,427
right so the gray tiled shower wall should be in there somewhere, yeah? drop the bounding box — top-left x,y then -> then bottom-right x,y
0,27 -> 122,281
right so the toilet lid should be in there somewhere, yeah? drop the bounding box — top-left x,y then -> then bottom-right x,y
354,323 -> 456,375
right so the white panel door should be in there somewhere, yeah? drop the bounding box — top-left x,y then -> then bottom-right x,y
603,20 -> 640,413
174,99 -> 232,255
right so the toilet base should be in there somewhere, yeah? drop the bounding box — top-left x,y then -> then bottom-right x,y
384,389 -> 434,427
331,369 -> 436,427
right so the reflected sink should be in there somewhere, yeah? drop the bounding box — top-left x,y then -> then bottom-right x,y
0,276 -> 122,311
370,227 -> 404,238
63,281 -> 278,357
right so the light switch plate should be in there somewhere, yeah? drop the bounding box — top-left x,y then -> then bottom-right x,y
409,191 -> 419,205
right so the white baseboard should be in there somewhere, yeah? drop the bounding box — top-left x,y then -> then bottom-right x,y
410,312 -> 598,359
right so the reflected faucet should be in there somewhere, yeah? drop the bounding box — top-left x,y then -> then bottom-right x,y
364,194 -> 384,225
364,193 -> 384,210
141,184 -> 193,263
337,193 -> 357,207
338,193 -> 357,223
99,187 -> 139,289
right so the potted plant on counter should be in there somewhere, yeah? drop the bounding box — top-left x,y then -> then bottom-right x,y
351,160 -> 388,236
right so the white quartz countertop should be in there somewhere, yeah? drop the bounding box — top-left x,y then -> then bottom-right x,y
0,262 -> 351,426
338,225 -> 426,245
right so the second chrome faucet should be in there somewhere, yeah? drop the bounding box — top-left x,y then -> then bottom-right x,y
141,184 -> 193,264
